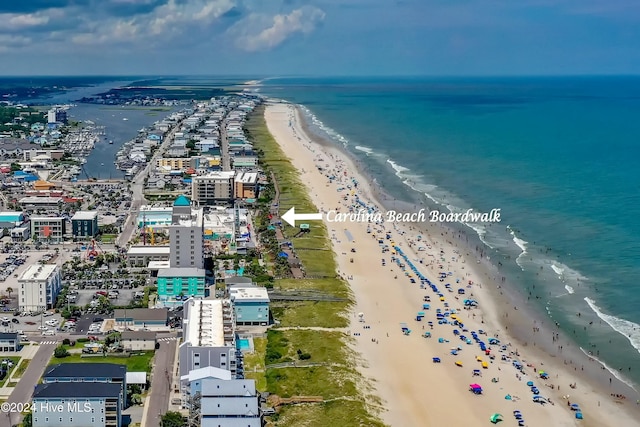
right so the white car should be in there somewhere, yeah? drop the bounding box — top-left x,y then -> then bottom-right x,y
42,330 -> 55,336
37,326 -> 48,331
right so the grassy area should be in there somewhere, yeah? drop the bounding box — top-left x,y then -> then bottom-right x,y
0,357 -> 21,387
274,278 -> 352,299
270,301 -> 350,328
13,358 -> 30,379
100,234 -> 117,243
265,330 -> 348,366
266,366 -> 358,400
272,400 -> 386,427
243,337 -> 267,392
245,107 -> 336,277
49,351 -> 154,372
246,105 -> 384,426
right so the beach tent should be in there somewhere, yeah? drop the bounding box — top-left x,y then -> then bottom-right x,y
490,414 -> 503,424
576,412 -> 583,420
526,381 -> 534,387
570,404 -> 580,411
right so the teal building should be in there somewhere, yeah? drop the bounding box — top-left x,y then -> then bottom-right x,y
156,267 -> 206,306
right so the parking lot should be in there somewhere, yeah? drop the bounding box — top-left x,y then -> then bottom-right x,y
72,288 -> 137,308
0,312 -> 65,336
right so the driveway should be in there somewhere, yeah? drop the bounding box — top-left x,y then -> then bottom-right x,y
145,339 -> 177,427
4,343 -> 56,426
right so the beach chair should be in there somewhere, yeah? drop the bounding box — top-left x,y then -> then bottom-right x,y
432,357 -> 441,363
455,361 -> 463,367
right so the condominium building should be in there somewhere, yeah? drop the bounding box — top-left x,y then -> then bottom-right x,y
191,171 -> 235,206
169,195 -> 204,269
179,299 -> 236,379
71,211 -> 99,238
18,264 -> 62,312
30,217 -> 66,243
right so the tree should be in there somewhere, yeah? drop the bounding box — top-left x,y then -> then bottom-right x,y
160,411 -> 185,427
54,346 -> 69,358
21,411 -> 32,427
6,287 -> 13,299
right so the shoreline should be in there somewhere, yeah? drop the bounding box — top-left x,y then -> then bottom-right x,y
294,100 -> 640,402
264,101 -> 640,426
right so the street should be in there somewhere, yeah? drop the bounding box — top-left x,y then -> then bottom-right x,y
117,118 -> 185,247
145,339 -> 177,427
4,343 -> 56,427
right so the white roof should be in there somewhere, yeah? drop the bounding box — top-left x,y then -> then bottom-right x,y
180,366 -> 232,383
229,286 -> 269,303
19,197 -> 63,204
127,245 -> 171,255
19,264 -> 58,281
234,172 -> 258,184
148,261 -> 171,269
71,211 -> 98,221
184,299 -> 225,347
126,372 -> 147,384
195,171 -> 235,181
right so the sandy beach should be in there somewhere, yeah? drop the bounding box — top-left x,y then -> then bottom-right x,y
264,102 -> 640,427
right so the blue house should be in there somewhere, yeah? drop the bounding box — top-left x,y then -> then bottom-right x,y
43,363 -> 127,409
229,284 -> 270,326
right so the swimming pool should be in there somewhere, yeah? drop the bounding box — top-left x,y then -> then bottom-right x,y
238,339 -> 250,350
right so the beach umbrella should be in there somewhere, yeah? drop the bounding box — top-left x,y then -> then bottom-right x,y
490,413 -> 503,424
526,381 -> 534,387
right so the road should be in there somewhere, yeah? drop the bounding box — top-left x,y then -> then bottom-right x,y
146,339 -> 177,427
4,343 -> 56,427
221,113 -> 230,171
117,119 -> 184,247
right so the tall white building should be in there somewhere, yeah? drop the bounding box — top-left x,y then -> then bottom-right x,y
18,264 -> 62,312
169,195 -> 204,269
191,171 -> 235,206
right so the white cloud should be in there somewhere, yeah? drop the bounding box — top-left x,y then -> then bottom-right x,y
70,0 -> 236,46
232,6 -> 325,52
0,12 -> 50,31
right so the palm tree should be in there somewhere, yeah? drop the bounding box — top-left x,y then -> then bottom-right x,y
6,287 -> 13,299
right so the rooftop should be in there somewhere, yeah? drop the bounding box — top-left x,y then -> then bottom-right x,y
19,197 -> 63,204
34,382 -> 121,399
180,365 -> 231,383
229,285 -> 270,303
121,331 -> 157,341
184,299 -> 225,347
71,211 -> 98,221
235,172 -> 258,184
0,332 -> 18,340
126,372 -> 147,385
194,170 -> 235,180
44,363 -> 126,379
19,264 -> 58,281
127,245 -> 171,255
158,267 -> 206,278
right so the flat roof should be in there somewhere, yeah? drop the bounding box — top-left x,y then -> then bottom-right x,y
126,372 -> 147,385
121,331 -> 157,341
184,299 -> 225,347
148,260 -> 171,269
127,245 -> 171,255
195,171 -> 235,180
34,382 -> 121,399
19,197 -> 62,204
71,211 -> 98,221
229,285 -> 270,303
235,172 -> 258,184
158,267 -> 206,278
29,216 -> 64,221
19,264 -> 58,281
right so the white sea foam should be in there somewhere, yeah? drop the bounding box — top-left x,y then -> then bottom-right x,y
564,285 -> 575,294
507,226 -> 528,269
354,145 -> 374,156
579,347 -> 637,391
551,264 -> 564,277
299,105 -> 350,147
584,297 -> 640,357
386,159 -> 410,174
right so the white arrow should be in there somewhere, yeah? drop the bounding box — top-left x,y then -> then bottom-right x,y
281,207 -> 323,227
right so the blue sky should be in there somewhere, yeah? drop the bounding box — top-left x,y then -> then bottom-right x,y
0,0 -> 639,76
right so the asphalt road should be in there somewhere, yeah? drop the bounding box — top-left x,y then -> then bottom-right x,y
5,343 -> 56,427
146,339 -> 177,427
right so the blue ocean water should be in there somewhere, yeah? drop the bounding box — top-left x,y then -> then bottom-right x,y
260,76 -> 640,387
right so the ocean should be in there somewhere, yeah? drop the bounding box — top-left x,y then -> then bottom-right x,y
259,76 -> 640,388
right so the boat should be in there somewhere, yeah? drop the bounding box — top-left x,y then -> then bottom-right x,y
101,163 -> 105,166
123,118 -> 128,121
109,140 -> 113,144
